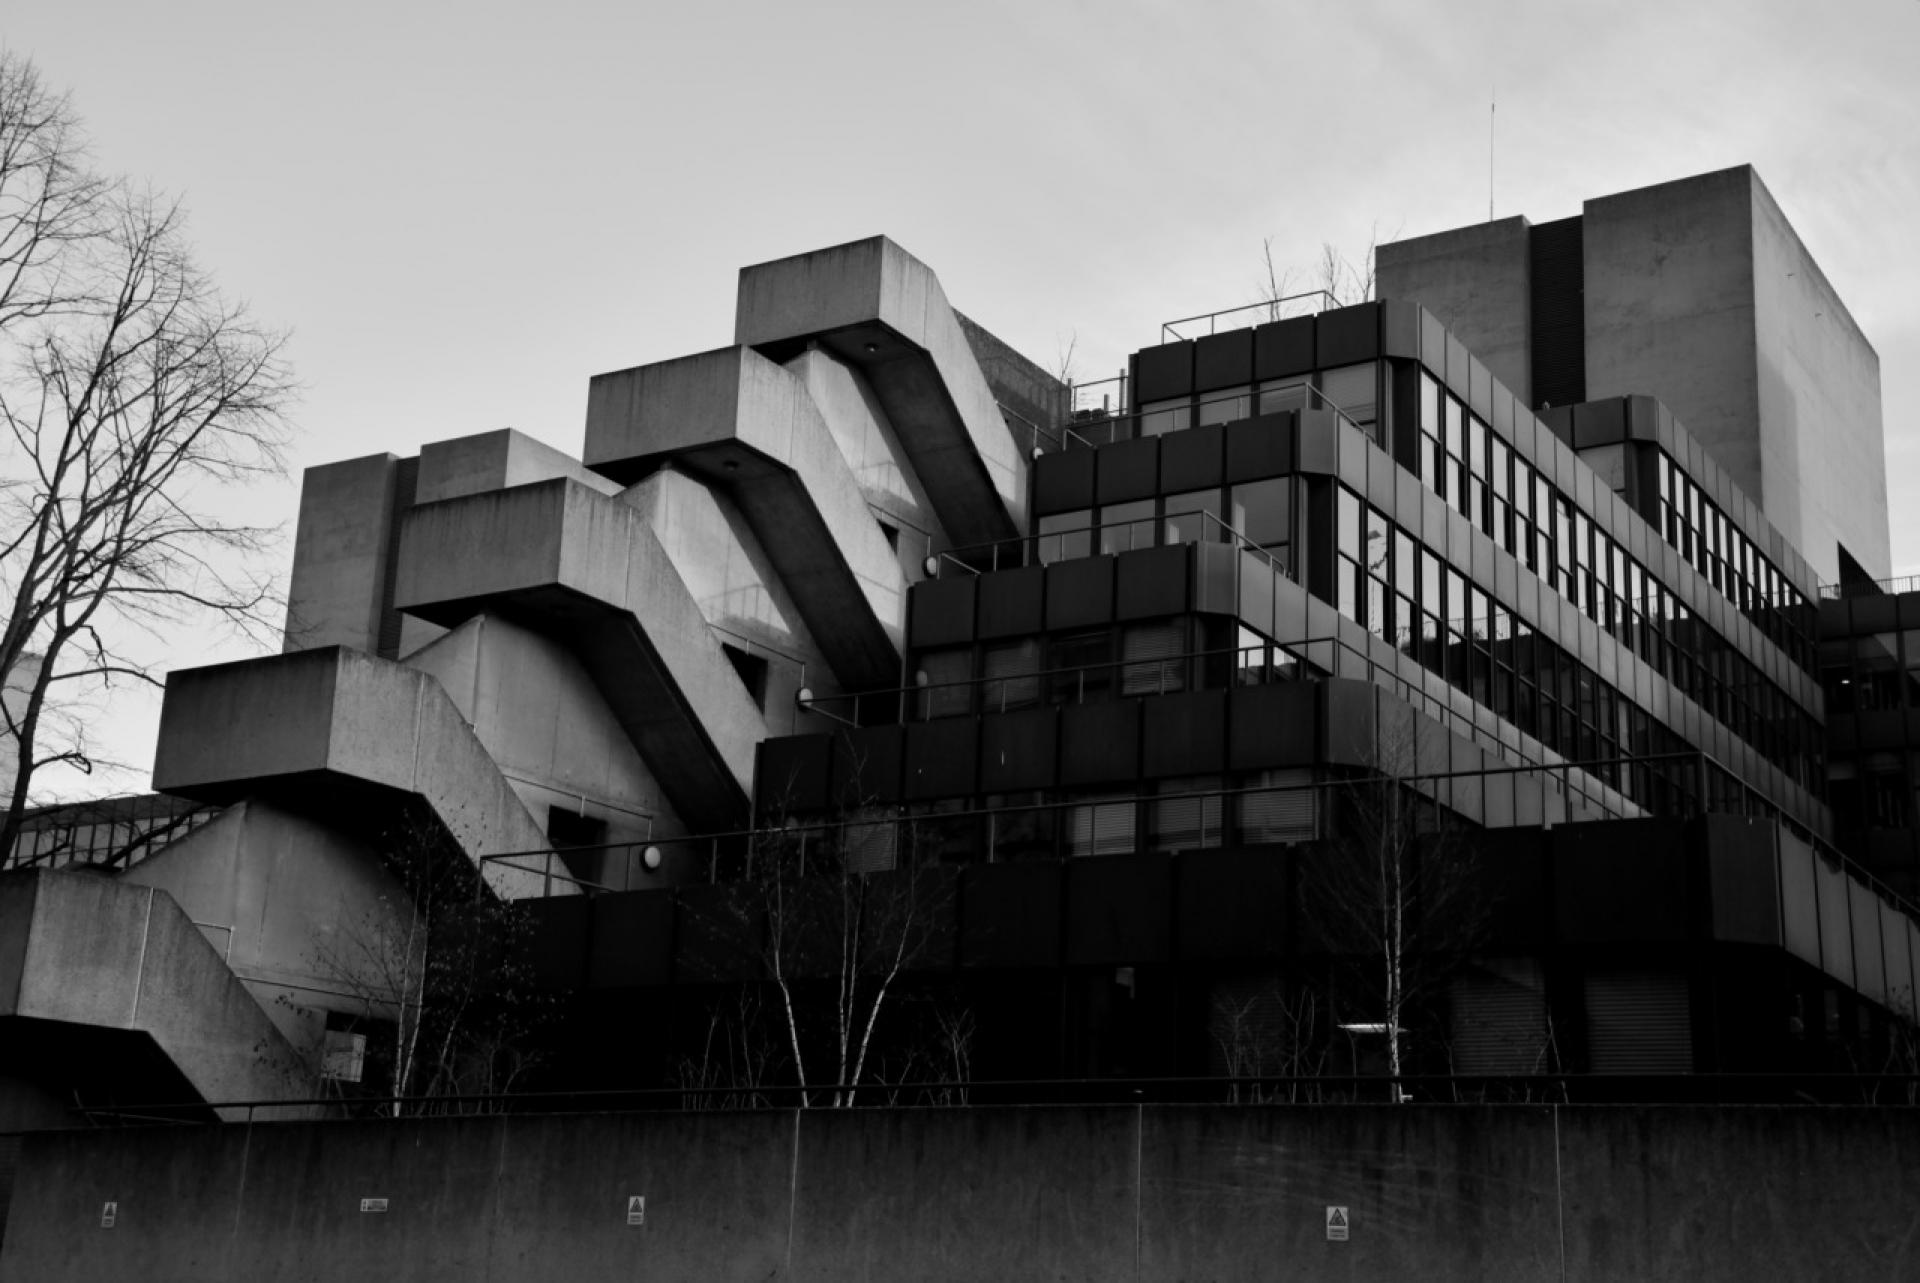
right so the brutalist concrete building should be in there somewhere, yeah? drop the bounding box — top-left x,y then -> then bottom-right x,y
3,166 -> 1914,1121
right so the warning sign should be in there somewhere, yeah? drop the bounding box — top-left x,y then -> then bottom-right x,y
626,1195 -> 646,1227
100,1201 -> 117,1229
1325,1205 -> 1350,1242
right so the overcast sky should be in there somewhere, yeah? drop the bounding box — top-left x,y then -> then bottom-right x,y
8,0 -> 1919,797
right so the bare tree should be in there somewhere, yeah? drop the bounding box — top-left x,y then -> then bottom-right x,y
307,805 -> 549,1115
750,809 -> 953,1106
1299,723 -> 1497,1100
0,54 -> 293,854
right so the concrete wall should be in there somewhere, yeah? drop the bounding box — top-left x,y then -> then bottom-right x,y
405,615 -> 693,883
281,455 -> 399,654
0,872 -> 314,1117
6,1103 -> 1920,1281
1747,174 -> 1888,579
117,800 -> 411,1062
1583,169 -> 1766,532
1377,216 -> 1534,406
414,428 -> 620,507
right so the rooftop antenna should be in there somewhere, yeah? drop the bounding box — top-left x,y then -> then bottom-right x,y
1488,84 -> 1496,223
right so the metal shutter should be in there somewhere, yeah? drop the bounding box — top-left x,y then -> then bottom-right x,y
1067,797 -> 1136,858
1584,970 -> 1691,1074
1450,959 -> 1549,1074
1121,621 -> 1186,697
1237,769 -> 1317,844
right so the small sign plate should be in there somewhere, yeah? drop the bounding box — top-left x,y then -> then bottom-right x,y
360,1198 -> 389,1214
100,1201 -> 117,1229
1326,1205 -> 1349,1242
626,1195 -> 646,1227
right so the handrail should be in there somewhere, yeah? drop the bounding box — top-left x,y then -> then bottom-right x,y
1161,290 -> 1341,343
1821,573 -> 1920,601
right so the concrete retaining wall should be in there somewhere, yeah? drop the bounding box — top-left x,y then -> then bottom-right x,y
4,1102 -> 1916,1281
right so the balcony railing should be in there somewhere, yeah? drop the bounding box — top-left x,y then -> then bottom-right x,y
1821,574 -> 1920,601
1058,378 -> 1371,450
1160,290 -> 1340,343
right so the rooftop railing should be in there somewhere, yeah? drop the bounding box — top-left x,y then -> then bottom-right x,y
1161,290 -> 1340,343
1058,379 -> 1371,450
1821,574 -> 1920,601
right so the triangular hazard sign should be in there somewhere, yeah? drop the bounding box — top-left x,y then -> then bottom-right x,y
1327,1207 -> 1348,1228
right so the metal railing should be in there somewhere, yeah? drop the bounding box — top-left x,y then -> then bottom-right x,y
927,506 -> 1290,579
54,1071 -> 1920,1129
1821,574 -> 1920,601
1161,290 -> 1340,343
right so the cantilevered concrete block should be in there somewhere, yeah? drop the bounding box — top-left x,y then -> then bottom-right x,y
730,236 -> 1027,546
584,345 -> 904,689
416,427 -> 622,506
392,478 -> 763,831
0,871 -> 317,1120
153,647 -> 560,899
281,453 -> 402,655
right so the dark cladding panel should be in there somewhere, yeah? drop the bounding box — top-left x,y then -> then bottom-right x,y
1096,436 -> 1160,504
1160,421 -> 1225,492
905,717 -> 978,800
1315,302 -> 1381,368
1142,689 -> 1227,777
1044,555 -> 1115,631
589,892 -> 676,987
1704,814 -> 1782,946
1059,700 -> 1141,786
978,565 -> 1045,640
1254,316 -> 1315,381
831,725 -> 904,805
1224,412 -> 1294,483
1194,330 -> 1254,393
523,897 -> 591,990
1067,854 -> 1172,964
755,734 -> 832,814
1573,397 -> 1626,448
1133,341 -> 1194,403
1176,850 -> 1287,960
1116,544 -> 1190,621
1553,819 -> 1690,943
1473,830 -> 1549,954
673,884 -> 763,984
960,861 -> 1062,968
1227,681 -> 1317,769
1319,678 -> 1377,768
1380,299 -> 1422,360
980,707 -> 1059,793
1032,448 -> 1095,516
908,577 -> 975,648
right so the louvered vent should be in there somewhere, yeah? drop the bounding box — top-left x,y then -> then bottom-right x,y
1584,970 -> 1691,1074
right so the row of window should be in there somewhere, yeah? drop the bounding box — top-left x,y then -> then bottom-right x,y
1415,372 -> 1812,677
1132,361 -> 1381,444
1034,477 -> 1292,565
1655,452 -> 1814,664
1334,486 -> 1823,795
916,616 -> 1247,716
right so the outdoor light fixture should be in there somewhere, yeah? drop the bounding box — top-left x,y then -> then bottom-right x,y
796,686 -> 814,705
923,554 -> 941,577
641,845 -> 663,871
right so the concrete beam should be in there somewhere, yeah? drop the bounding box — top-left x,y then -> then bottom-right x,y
732,236 -> 1027,547
583,346 -> 904,689
391,478 -> 762,831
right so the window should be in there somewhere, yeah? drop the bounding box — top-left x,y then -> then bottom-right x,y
1320,362 -> 1379,442
1138,398 -> 1190,438
1098,499 -> 1155,555
1038,510 -> 1092,564
1067,795 -> 1136,857
1151,777 -> 1224,851
1121,620 -> 1187,696
1162,488 -> 1224,545
1229,477 -> 1291,553
721,642 -> 770,710
1049,630 -> 1113,704
982,638 -> 1041,712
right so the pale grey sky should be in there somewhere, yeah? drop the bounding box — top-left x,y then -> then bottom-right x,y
8,0 -> 1920,797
